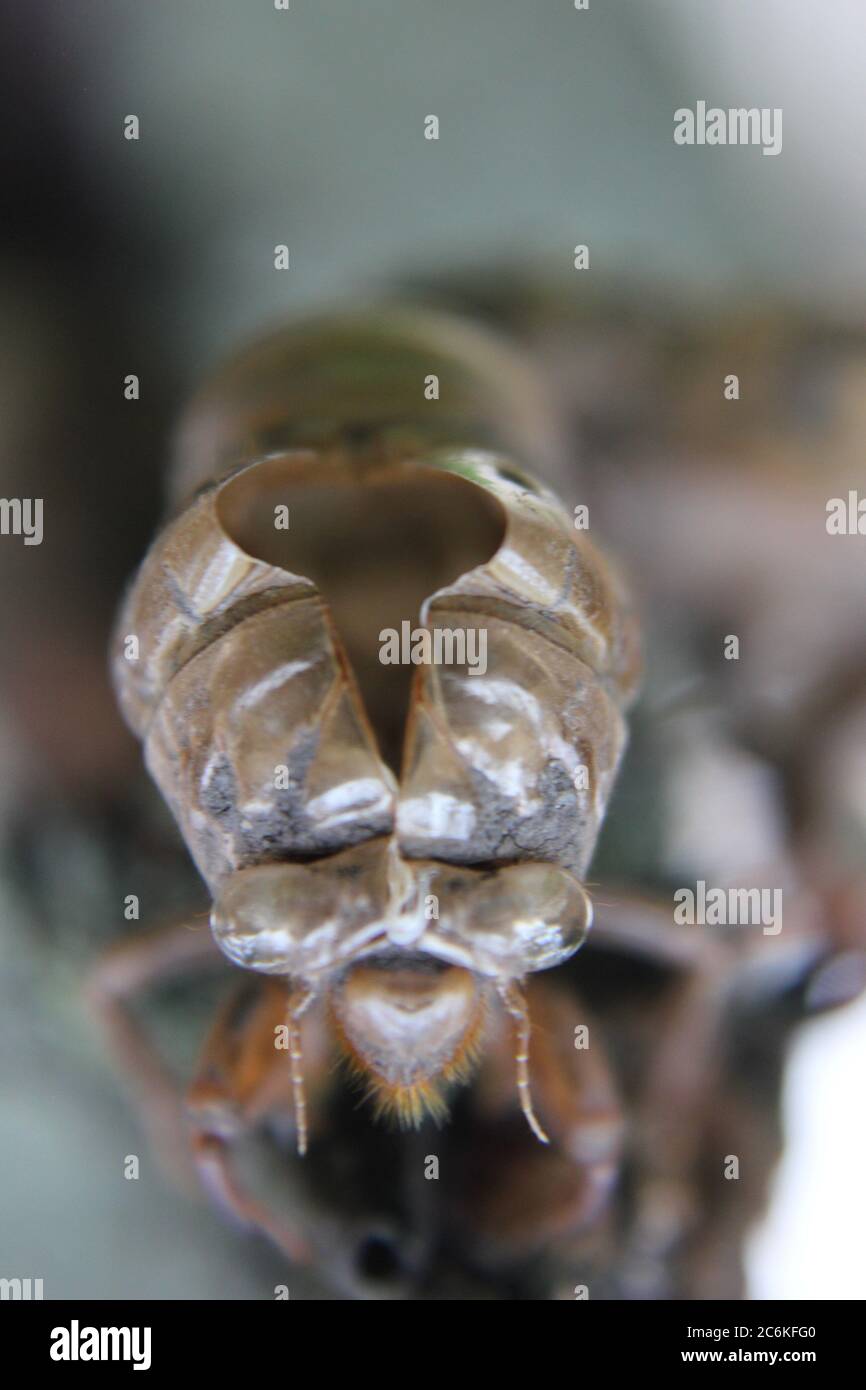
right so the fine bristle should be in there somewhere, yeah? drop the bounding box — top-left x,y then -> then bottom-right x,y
371,1076 -> 451,1129
331,988 -> 488,1130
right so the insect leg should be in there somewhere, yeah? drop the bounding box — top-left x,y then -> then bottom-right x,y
458,977 -> 623,1257
186,979 -> 324,1267
191,1134 -> 313,1266
86,916 -> 224,1190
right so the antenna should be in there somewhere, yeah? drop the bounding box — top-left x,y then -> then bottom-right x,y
287,983 -> 315,1156
497,979 -> 550,1145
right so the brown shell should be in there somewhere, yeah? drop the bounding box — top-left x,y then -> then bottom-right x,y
112,310 -> 639,898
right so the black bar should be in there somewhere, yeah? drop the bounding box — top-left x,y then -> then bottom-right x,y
2,1298 -> 854,1374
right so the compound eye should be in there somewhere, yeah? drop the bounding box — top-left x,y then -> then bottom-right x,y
210,838 -> 397,975
429,860 -> 591,976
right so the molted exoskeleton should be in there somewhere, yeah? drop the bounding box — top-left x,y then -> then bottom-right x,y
113,307 -> 640,1150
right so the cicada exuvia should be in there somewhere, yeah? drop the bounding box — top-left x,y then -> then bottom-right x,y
96,307 -> 639,1280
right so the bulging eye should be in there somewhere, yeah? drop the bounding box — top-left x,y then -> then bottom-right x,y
210,838 -> 404,975
426,860 -> 592,976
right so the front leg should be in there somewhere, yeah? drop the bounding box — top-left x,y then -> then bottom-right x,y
187,979 -> 406,1296
455,975 -> 624,1259
86,916 -> 225,1190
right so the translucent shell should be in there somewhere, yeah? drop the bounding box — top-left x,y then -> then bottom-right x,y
211,836 -> 590,980
113,483 -> 396,891
400,451 -> 637,877
112,308 -> 639,982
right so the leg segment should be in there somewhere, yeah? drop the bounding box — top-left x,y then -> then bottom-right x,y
186,977 -> 330,1268
459,976 -> 623,1257
86,917 -> 224,1189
